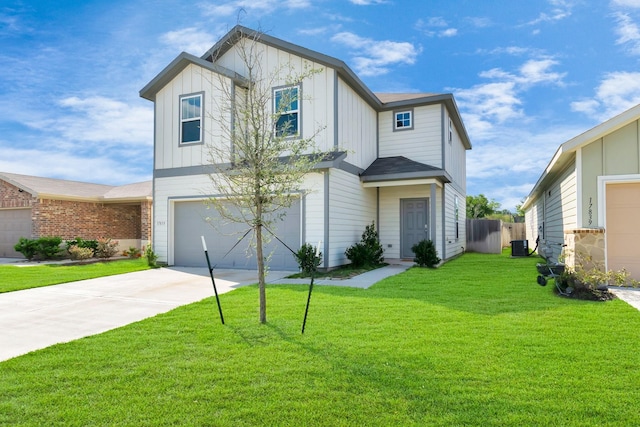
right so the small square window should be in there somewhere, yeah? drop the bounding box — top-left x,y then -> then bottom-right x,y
180,93 -> 203,144
393,109 -> 413,131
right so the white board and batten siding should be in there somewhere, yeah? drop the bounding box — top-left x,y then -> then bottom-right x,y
378,185 -> 443,260
155,64 -> 233,170
336,78 -> 377,169
378,104 -> 442,167
327,169 -> 376,267
443,185 -> 466,259
301,172 -> 325,251
215,43 -> 334,153
443,107 -> 467,192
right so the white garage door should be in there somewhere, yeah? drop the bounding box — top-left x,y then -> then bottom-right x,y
0,208 -> 33,258
174,200 -> 301,270
606,182 -> 640,281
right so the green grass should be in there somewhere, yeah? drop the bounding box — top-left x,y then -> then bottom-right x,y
1,252 -> 639,426
0,258 -> 151,293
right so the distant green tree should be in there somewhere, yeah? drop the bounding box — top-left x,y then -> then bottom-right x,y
515,198 -> 526,217
466,194 -> 501,219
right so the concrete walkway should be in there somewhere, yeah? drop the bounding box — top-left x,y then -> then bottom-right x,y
0,262 -> 413,362
610,287 -> 640,311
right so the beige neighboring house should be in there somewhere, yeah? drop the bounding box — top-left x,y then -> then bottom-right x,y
522,103 -> 640,280
0,172 -> 152,258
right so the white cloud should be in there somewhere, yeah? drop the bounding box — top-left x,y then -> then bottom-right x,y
518,58 -> 566,85
465,124 -> 584,209
198,0 -> 311,17
160,27 -> 218,55
0,147 -> 150,185
331,32 -> 421,76
51,96 -> 153,148
613,12 -> 640,55
571,71 -> 640,120
612,0 -> 640,8
440,28 -> 458,37
454,58 -> 566,136
415,17 -> 458,37
524,0 -> 574,25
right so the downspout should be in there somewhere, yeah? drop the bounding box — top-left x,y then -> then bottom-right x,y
324,171 -> 330,270
441,186 -> 446,260
333,69 -> 339,150
430,183 -> 437,243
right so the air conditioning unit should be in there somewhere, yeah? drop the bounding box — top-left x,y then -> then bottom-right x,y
511,240 -> 528,257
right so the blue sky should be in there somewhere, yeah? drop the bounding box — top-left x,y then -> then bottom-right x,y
2,0 -> 640,211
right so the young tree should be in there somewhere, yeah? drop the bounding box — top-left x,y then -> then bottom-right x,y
204,29 -> 325,324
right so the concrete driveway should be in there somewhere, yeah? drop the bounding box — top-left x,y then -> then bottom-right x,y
0,267 -> 290,362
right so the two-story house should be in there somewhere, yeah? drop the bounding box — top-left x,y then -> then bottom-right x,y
140,25 -> 471,270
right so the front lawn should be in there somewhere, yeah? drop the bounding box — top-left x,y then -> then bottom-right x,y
0,258 -> 151,293
1,252 -> 639,425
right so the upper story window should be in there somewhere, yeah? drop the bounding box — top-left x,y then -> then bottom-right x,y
180,93 -> 203,144
274,85 -> 299,137
393,109 -> 413,131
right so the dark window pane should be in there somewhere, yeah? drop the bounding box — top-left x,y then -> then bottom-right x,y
182,120 -> 201,143
276,113 -> 298,136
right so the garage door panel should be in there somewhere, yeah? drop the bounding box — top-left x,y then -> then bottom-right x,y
174,200 -> 301,270
0,209 -> 32,258
606,183 -> 640,280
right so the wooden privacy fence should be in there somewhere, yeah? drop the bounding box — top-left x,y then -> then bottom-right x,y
466,219 -> 526,254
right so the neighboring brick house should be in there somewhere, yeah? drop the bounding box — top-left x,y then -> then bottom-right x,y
0,172 -> 152,257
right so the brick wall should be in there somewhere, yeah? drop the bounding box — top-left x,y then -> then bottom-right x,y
33,199 -> 142,240
2,178 -> 150,244
0,181 -> 35,209
141,200 -> 152,241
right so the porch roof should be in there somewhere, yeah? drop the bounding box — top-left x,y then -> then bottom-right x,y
360,156 -> 451,185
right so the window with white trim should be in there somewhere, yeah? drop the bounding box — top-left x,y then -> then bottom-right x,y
274,85 -> 299,137
393,109 -> 413,131
180,93 -> 203,144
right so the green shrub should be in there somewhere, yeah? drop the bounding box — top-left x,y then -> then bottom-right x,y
295,243 -> 322,274
144,245 -> 158,267
68,245 -> 94,260
14,237 -> 63,260
36,237 -> 63,259
125,247 -> 141,258
345,222 -> 384,268
412,239 -> 440,268
14,237 -> 38,260
65,238 -> 97,256
95,238 -> 119,259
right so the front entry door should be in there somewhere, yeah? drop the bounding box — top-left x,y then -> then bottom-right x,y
401,198 -> 429,259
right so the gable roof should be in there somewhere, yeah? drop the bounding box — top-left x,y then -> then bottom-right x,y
140,52 -> 248,101
523,103 -> 640,209
140,25 -> 471,150
0,172 -> 152,202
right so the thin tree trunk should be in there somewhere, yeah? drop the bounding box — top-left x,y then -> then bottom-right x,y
256,205 -> 266,324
